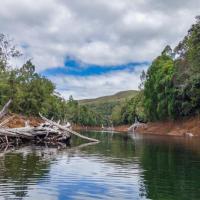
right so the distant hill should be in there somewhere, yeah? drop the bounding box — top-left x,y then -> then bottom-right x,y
80,90 -> 138,105
79,90 -> 138,117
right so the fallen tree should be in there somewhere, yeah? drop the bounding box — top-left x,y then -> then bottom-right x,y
39,113 -> 99,142
0,100 -> 99,151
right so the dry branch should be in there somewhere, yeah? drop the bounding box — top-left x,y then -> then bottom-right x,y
0,100 -> 99,152
0,99 -> 12,119
39,113 -> 99,142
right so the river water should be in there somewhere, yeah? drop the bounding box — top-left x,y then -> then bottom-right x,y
0,131 -> 200,200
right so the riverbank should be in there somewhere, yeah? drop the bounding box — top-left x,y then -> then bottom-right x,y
73,125 -> 129,133
1,115 -> 130,132
135,116 -> 200,137
2,114 -> 43,128
4,114 -> 200,137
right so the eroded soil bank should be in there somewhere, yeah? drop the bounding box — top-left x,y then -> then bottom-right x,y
135,116 -> 200,137
2,114 -> 43,128
3,115 -> 130,133
4,114 -> 200,137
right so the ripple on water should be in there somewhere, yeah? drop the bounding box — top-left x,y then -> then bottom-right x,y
0,132 -> 200,200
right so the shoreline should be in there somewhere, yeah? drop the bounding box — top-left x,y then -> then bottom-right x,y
73,125 -> 130,133
4,114 -> 200,138
135,116 -> 200,137
74,116 -> 200,138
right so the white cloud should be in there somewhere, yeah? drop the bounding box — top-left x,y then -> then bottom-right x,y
0,0 -> 199,70
0,0 -> 199,98
49,65 -> 148,99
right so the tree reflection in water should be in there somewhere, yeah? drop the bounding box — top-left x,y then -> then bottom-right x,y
0,147 -> 51,199
0,133 -> 199,200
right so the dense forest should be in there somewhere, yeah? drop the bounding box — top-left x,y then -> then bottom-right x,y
144,16 -> 200,121
0,34 -> 104,126
111,16 -> 200,125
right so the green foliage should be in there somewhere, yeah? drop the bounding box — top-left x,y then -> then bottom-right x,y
0,58 -> 67,120
173,74 -> 200,117
77,16 -> 200,123
65,96 -> 105,126
0,61 -> 105,125
110,17 -> 200,123
143,53 -> 175,121
79,90 -> 139,124
80,90 -> 138,105
142,16 -> 200,121
0,34 -> 104,126
111,92 -> 146,125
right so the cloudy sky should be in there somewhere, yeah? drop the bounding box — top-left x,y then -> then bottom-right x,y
1,0 -> 199,99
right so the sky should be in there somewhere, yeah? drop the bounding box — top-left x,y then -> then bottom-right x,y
0,0 -> 199,99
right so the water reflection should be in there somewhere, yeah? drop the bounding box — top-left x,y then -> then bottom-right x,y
0,147 -> 51,199
0,132 -> 199,200
139,135 -> 200,200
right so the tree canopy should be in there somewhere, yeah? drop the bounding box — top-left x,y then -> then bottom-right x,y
0,34 -> 105,126
142,16 -> 200,121
112,16 -> 200,124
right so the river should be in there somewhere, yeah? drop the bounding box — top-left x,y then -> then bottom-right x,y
0,131 -> 200,200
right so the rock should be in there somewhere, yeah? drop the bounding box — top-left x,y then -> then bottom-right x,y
185,132 -> 194,137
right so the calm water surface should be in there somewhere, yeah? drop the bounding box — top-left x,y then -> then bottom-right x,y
0,131 -> 200,200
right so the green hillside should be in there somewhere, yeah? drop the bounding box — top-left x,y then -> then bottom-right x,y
79,90 -> 138,118
80,90 -> 138,104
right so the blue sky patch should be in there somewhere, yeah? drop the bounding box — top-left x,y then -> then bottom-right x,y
41,57 -> 149,77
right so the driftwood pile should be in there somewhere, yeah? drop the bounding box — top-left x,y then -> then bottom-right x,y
0,100 -> 99,151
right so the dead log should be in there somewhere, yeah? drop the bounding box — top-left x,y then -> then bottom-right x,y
0,100 -> 99,152
39,113 -> 99,143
